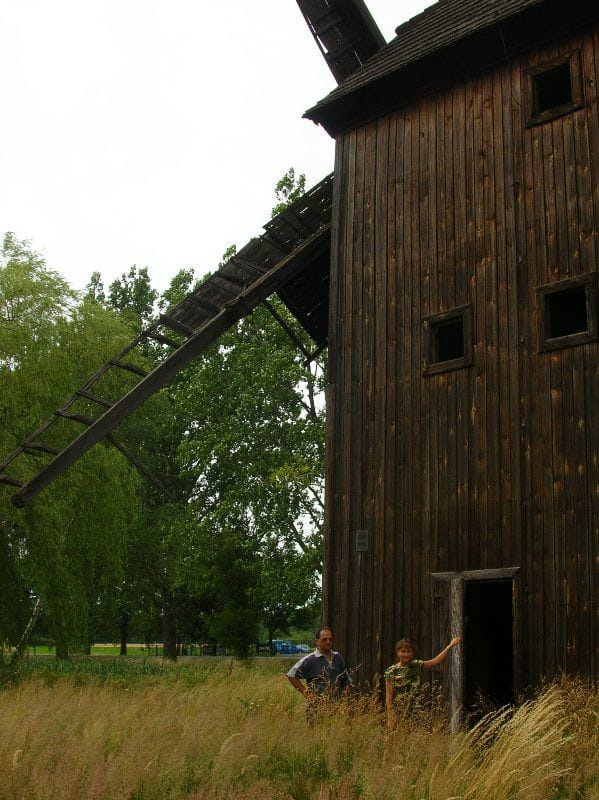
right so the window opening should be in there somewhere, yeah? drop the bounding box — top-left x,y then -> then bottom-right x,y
432,317 -> 464,363
424,305 -> 472,375
534,62 -> 572,115
546,285 -> 588,339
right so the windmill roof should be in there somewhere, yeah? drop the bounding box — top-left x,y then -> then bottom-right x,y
305,0 -> 596,133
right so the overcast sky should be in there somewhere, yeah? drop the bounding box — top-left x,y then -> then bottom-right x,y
0,1 -> 430,294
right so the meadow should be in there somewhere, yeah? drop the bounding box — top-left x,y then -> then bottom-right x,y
0,658 -> 597,800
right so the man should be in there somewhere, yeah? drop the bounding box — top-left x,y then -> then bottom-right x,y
286,627 -> 351,701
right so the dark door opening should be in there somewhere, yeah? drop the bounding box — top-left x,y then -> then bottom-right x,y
464,580 -> 514,712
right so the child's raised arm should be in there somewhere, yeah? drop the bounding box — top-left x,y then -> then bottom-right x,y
422,636 -> 462,669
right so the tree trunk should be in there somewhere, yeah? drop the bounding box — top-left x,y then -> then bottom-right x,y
55,644 -> 69,659
162,593 -> 177,661
268,628 -> 277,655
10,598 -> 42,665
119,611 -> 129,656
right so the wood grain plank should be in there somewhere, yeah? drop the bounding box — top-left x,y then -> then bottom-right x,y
360,119 -> 377,684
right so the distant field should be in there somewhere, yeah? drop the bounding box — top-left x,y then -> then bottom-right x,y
0,659 -> 597,800
27,645 -> 165,657
27,645 -> 299,658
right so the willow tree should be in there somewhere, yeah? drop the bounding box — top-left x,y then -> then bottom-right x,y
0,233 -> 141,657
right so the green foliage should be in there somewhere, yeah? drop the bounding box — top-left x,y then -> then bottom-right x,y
2,654 -> 286,690
174,300 -> 323,653
159,267 -> 195,310
271,168 -> 307,217
85,270 -> 105,304
1,167 -> 324,660
108,265 -> 158,329
177,302 -> 324,544
0,233 -> 141,654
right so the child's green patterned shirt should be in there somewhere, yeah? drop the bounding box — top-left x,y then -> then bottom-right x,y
384,660 -> 424,699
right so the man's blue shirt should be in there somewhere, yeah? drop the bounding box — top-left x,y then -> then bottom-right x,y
287,650 -> 351,695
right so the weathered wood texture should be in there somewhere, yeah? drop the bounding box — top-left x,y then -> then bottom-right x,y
325,26 -> 599,687
295,0 -> 385,84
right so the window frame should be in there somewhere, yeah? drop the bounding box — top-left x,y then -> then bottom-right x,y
537,272 -> 598,353
423,304 -> 473,376
525,50 -> 584,127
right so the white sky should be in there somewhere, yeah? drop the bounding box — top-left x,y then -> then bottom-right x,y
0,1 -> 430,295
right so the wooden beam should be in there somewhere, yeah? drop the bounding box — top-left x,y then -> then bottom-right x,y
55,411 -> 95,426
229,257 -> 266,277
144,332 -> 181,349
158,315 -> 195,337
22,443 -> 60,456
0,475 -> 24,488
262,299 -> 313,359
183,295 -> 221,314
11,225 -> 330,507
106,434 -> 172,499
304,342 -> 328,366
76,389 -> 112,408
109,360 -> 149,378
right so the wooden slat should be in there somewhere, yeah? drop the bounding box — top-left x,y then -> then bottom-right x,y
0,475 -> 24,488
360,118 -> 376,682
413,99 -> 426,644
145,332 -> 181,349
262,300 -> 312,360
158,315 -> 195,337
55,411 -> 94,426
382,111 -> 398,665
109,360 -> 148,378
322,136 -> 345,638
75,389 -> 112,409
338,129 -> 356,668
584,26 -> 599,680
106,434 -> 171,499
22,443 -> 60,456
182,295 -> 221,315
402,106 -> 415,641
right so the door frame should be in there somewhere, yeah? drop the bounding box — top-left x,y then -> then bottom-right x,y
431,567 -> 521,729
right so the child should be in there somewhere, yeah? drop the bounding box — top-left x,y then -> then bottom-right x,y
385,636 -> 462,726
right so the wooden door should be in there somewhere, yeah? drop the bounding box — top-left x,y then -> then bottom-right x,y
431,573 -> 464,729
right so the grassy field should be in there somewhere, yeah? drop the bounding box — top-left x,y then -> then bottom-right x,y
0,658 -> 597,800
26,645 -> 166,657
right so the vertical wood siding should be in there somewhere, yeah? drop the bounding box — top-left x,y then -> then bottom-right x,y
325,26 -> 599,686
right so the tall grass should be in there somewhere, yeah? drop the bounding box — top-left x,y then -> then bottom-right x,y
0,660 -> 596,800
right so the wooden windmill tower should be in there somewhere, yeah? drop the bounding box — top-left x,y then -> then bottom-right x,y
301,0 -> 599,716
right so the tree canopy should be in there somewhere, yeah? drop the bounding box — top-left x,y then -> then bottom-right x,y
1,170 -> 325,660
0,233 -> 141,656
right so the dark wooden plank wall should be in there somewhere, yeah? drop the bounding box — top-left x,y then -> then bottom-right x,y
325,25 -> 599,686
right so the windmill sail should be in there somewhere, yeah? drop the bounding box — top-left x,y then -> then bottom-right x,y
295,0 -> 385,83
1,174 -> 333,507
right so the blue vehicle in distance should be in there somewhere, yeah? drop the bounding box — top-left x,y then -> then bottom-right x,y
271,639 -> 310,654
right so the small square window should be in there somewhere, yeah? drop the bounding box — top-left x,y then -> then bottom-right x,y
546,285 -> 587,338
538,273 -> 598,352
534,62 -> 572,115
526,51 -> 583,127
433,318 -> 465,362
423,305 -> 472,375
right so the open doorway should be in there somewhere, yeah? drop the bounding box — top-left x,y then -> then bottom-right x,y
431,567 -> 519,727
464,579 -> 514,711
